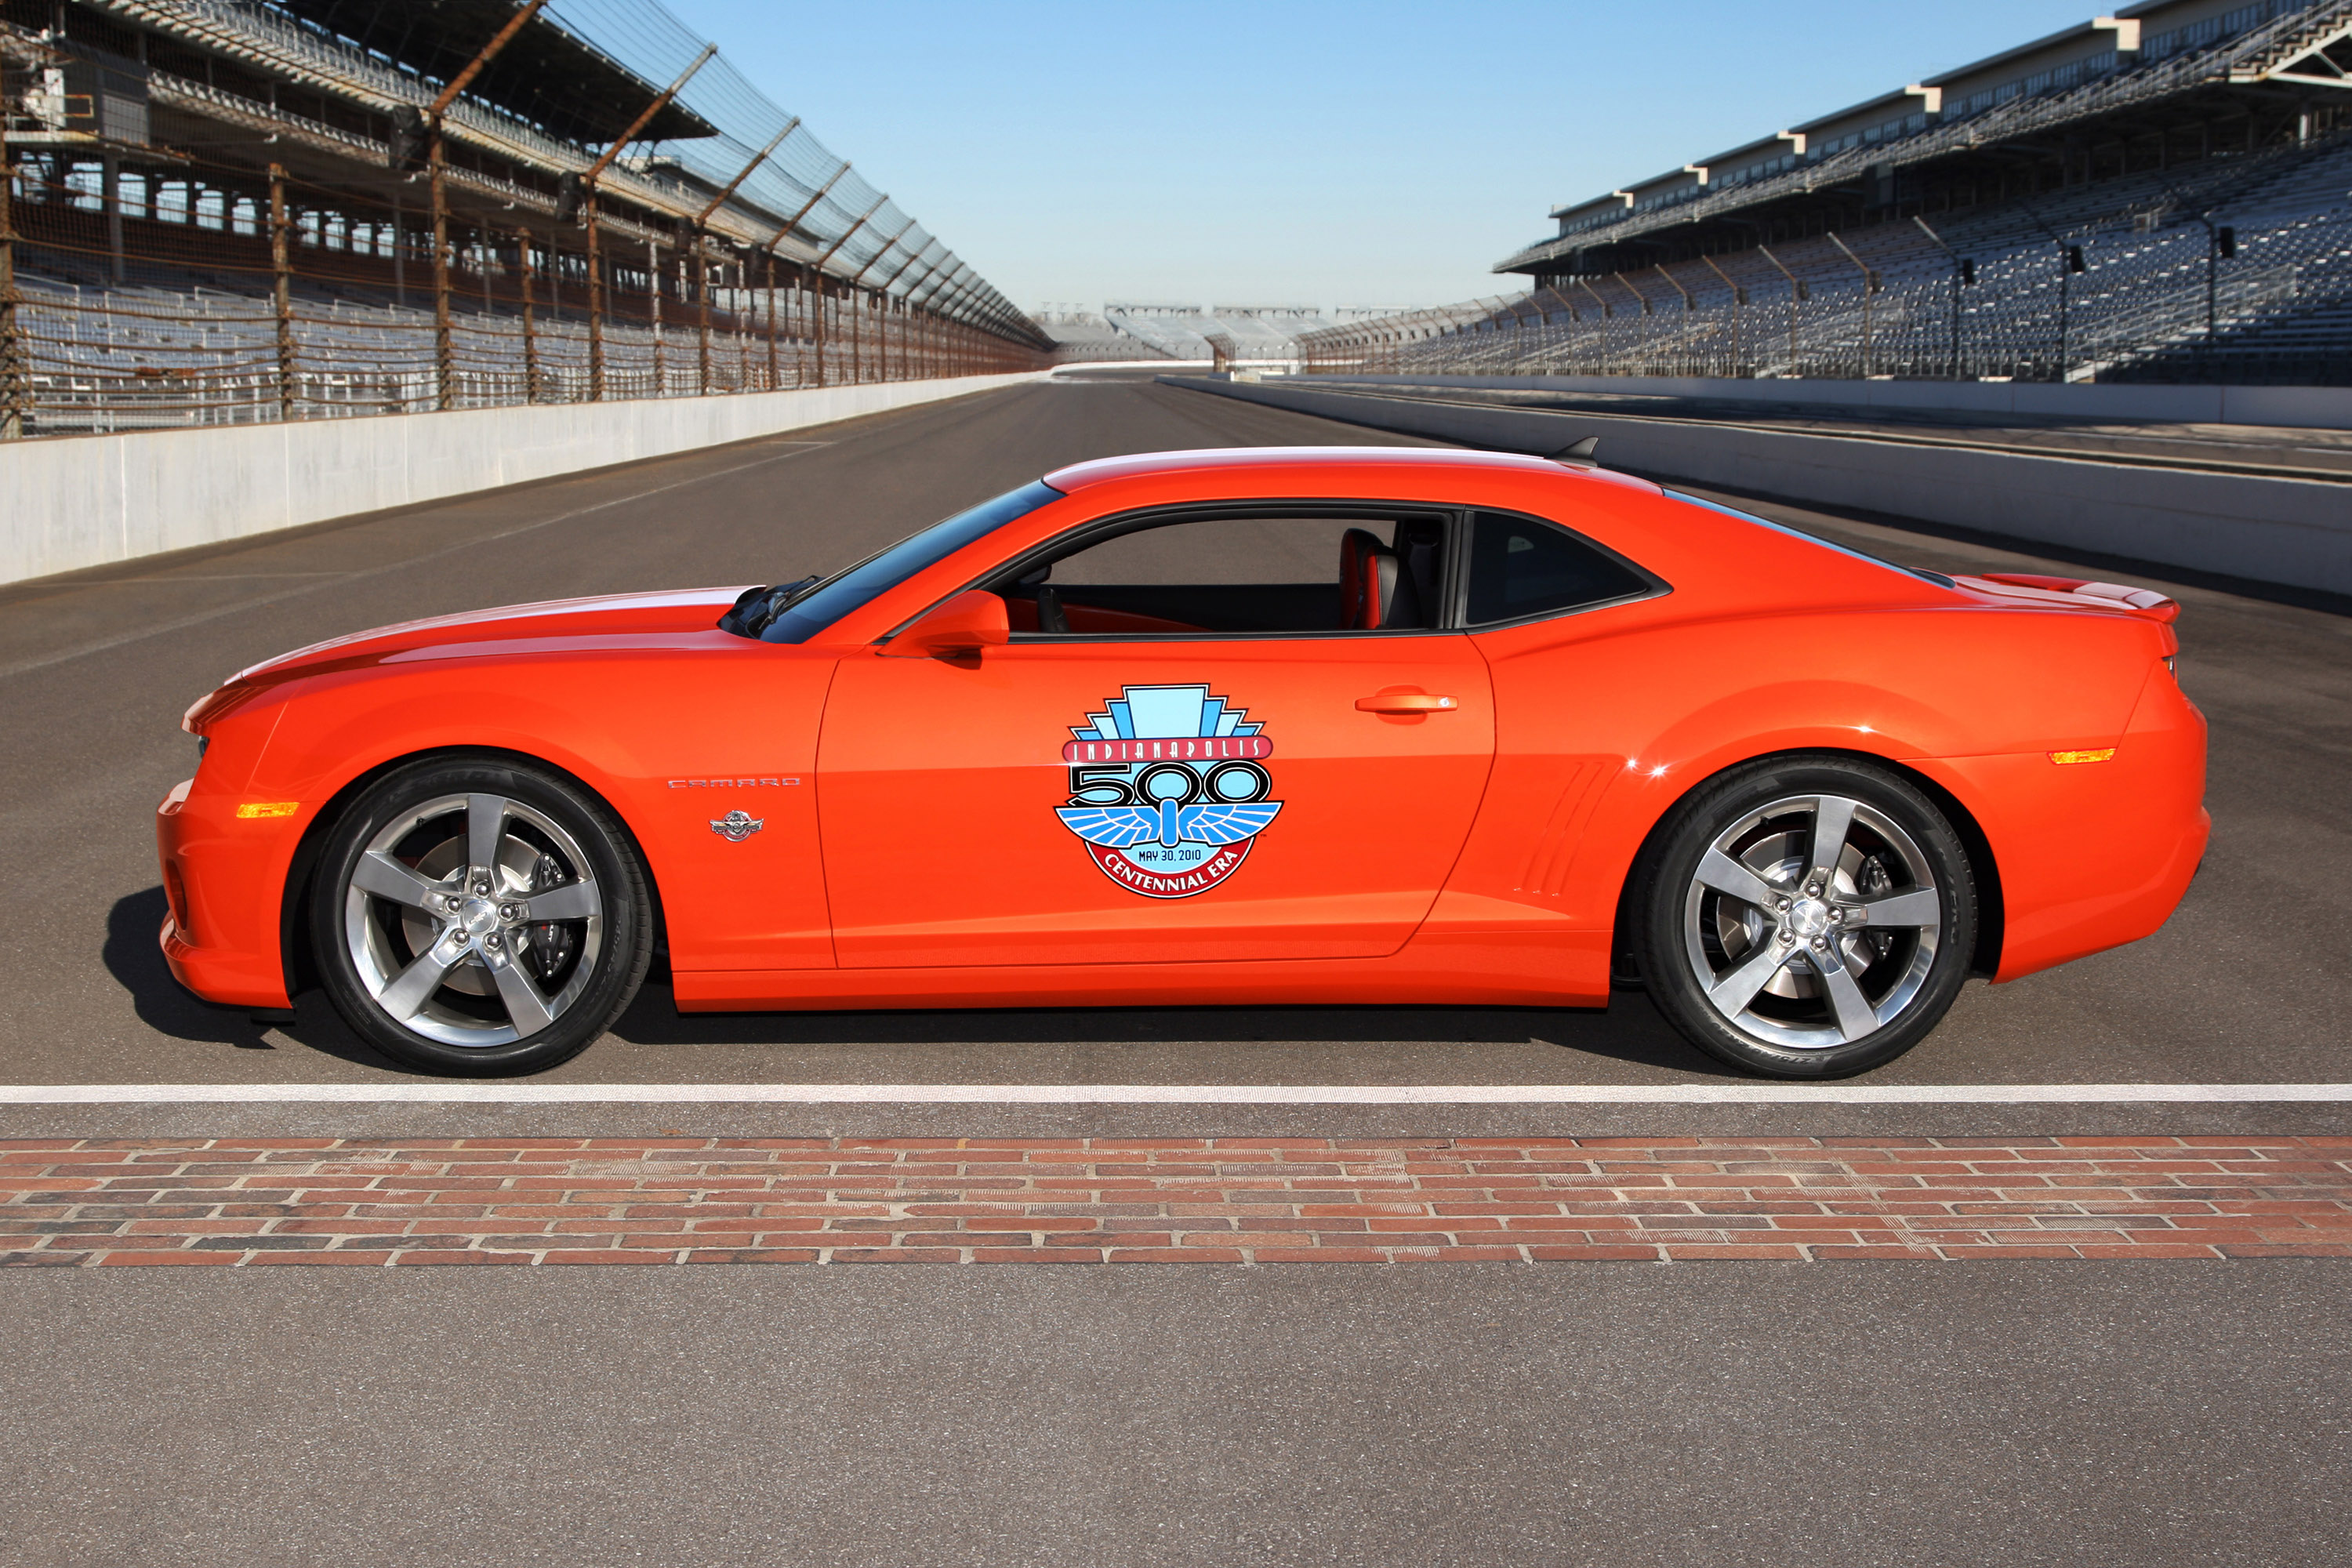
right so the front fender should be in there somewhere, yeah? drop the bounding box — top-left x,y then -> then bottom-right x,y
171,647 -> 836,1005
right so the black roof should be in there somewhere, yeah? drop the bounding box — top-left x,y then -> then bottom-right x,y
272,0 -> 717,147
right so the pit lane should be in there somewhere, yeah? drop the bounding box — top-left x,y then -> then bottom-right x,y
2,380 -> 2346,1139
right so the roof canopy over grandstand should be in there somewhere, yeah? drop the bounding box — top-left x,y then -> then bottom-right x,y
1499,0 -> 2352,280
272,0 -> 718,147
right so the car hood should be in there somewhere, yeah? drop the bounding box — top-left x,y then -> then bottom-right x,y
237,586 -> 757,684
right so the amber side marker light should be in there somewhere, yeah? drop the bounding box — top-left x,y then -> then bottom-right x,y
235,801 -> 301,819
2048,749 -> 2118,766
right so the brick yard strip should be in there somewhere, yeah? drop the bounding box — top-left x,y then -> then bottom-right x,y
2,1136 -> 2347,1266
2,1083 -> 2350,1103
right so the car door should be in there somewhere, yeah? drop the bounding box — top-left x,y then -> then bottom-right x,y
815,508 -> 1497,968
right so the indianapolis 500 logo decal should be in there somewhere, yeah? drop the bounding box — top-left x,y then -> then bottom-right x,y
1055,684 -> 1281,898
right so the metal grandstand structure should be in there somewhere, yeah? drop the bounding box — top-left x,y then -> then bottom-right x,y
1307,0 -> 2352,386
1051,303 -> 1406,365
1030,307 -> 1171,363
0,0 -> 1051,437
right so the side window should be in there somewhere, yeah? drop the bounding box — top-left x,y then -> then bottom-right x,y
998,511 -> 1450,637
1465,510 -> 1652,626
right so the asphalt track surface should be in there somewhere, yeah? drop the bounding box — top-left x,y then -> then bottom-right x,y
3,383 -> 2348,1564
2,380 -> 2347,1138
5,1265 -> 2346,1567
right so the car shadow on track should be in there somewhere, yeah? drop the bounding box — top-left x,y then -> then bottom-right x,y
104,887 -> 408,1072
605,984 -> 1741,1078
103,888 -> 1736,1079
105,887 -> 275,1050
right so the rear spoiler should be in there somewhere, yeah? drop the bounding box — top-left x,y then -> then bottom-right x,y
1955,572 -> 2180,624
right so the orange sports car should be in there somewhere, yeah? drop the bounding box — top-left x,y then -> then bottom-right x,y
160,447 -> 2207,1077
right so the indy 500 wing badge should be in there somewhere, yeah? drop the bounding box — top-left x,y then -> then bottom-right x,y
1054,683 -> 1281,898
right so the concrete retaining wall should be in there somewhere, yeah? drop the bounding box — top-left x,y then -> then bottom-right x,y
1283,372 -> 2352,431
1168,376 -> 2352,597
0,372 -> 1041,586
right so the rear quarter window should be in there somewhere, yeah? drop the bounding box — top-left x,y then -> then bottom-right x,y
1465,510 -> 1657,626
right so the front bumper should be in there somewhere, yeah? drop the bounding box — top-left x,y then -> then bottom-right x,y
157,778 -> 303,1009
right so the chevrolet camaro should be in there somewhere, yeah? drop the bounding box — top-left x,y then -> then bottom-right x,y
160,446 -> 2207,1077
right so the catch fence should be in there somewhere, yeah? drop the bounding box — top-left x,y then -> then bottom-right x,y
0,2 -> 1047,440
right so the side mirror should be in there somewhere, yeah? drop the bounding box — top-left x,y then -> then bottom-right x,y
879,590 -> 1009,658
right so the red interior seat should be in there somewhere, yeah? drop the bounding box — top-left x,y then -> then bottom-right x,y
1340,526 -> 1427,630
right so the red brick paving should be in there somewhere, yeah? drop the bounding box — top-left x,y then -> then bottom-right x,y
2,1135 -> 2347,1266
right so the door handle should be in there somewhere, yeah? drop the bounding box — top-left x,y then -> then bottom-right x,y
1356,692 -> 1459,714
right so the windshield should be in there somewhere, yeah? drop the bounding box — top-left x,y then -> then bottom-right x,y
759,480 -> 1065,644
1664,492 -> 1957,590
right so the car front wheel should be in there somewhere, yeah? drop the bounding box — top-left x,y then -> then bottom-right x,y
311,757 -> 652,1076
1633,754 -> 1978,1078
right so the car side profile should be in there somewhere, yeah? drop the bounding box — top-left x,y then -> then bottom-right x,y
159,446 -> 2208,1077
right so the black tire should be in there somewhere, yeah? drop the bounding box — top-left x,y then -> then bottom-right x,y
1631,753 -> 1977,1078
310,756 -> 652,1076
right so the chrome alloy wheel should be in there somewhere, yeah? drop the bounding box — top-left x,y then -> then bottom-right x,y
1680,793 -> 1944,1051
342,792 -> 604,1048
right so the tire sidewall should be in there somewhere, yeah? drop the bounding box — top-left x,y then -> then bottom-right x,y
310,756 -> 651,1076
1634,754 -> 1977,1079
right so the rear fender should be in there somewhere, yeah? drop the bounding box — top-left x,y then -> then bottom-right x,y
1550,688 -> 1957,936
1596,745 -> 2007,985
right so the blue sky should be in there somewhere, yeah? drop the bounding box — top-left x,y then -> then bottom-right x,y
663,1 -> 2101,311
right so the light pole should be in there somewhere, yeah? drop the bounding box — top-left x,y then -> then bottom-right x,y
1756,245 -> 1806,375
1911,215 -> 1971,379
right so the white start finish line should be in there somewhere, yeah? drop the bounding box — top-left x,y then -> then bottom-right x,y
0,1083 -> 2348,1105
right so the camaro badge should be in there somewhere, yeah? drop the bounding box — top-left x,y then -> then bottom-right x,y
710,810 -> 764,842
1055,684 -> 1281,898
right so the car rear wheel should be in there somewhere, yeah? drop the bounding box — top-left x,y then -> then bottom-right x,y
1632,754 -> 1977,1078
311,757 -> 652,1076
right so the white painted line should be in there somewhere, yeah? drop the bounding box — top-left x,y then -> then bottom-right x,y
0,1083 -> 2348,1105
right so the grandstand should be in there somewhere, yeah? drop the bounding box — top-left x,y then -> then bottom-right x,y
0,0 -> 1051,437
1070,303 -> 1412,366
1030,307 -> 1171,363
1302,0 -> 2352,385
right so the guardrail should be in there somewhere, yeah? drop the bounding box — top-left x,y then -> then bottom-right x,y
1163,373 -> 2352,599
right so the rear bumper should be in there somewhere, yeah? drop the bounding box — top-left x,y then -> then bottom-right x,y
1929,670 -> 2209,983
157,779 -> 301,1009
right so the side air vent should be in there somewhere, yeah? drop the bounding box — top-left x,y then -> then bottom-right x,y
1514,758 -> 1615,898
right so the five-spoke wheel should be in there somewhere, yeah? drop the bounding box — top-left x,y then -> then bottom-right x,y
313,758 -> 651,1075
1635,756 -> 1976,1076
